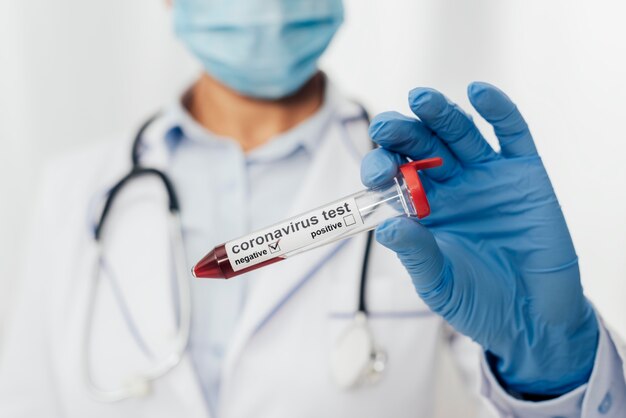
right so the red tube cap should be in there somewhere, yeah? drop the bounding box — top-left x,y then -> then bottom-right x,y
399,157 -> 443,219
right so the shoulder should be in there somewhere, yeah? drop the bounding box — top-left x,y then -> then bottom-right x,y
326,80 -> 374,156
33,134 -> 132,236
41,135 -> 130,190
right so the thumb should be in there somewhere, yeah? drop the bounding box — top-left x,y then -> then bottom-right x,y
375,217 -> 446,294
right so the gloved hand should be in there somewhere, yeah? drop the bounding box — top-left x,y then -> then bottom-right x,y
361,82 -> 599,396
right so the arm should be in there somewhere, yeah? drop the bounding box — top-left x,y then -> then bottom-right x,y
481,312 -> 626,416
361,82 -> 625,416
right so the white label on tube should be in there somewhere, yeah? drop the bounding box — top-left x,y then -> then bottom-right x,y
225,197 -> 364,272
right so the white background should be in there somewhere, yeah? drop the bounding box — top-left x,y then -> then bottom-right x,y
1,0 -> 625,414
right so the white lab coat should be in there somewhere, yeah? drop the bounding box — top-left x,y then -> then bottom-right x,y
1,86 -> 625,418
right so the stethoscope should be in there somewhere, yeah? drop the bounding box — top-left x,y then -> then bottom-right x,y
84,107 -> 384,402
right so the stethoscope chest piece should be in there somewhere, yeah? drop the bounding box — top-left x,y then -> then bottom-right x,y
330,312 -> 387,389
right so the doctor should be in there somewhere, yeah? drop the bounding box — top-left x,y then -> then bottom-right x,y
1,0 -> 625,417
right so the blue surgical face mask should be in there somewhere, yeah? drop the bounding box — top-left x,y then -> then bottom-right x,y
173,0 -> 344,99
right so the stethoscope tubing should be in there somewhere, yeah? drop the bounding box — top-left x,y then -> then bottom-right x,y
85,105 -> 374,401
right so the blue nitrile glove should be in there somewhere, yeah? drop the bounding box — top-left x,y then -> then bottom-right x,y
361,82 -> 599,396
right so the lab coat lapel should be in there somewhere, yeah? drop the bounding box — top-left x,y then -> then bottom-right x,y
222,112 -> 370,381
87,121 -> 209,416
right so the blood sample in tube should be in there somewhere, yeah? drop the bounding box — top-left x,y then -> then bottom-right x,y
192,158 -> 443,280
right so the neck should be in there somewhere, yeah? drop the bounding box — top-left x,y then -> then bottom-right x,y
186,72 -> 325,152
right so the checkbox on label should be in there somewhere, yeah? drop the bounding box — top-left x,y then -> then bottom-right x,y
343,214 -> 356,226
268,240 -> 281,254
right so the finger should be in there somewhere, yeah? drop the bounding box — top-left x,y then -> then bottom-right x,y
375,217 -> 448,295
368,111 -> 461,181
361,148 -> 405,189
408,88 -> 498,164
467,82 -> 538,158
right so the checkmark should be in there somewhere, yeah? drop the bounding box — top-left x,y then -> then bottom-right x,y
268,240 -> 281,254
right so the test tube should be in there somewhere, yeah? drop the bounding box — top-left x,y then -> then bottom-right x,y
192,157 -> 442,279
